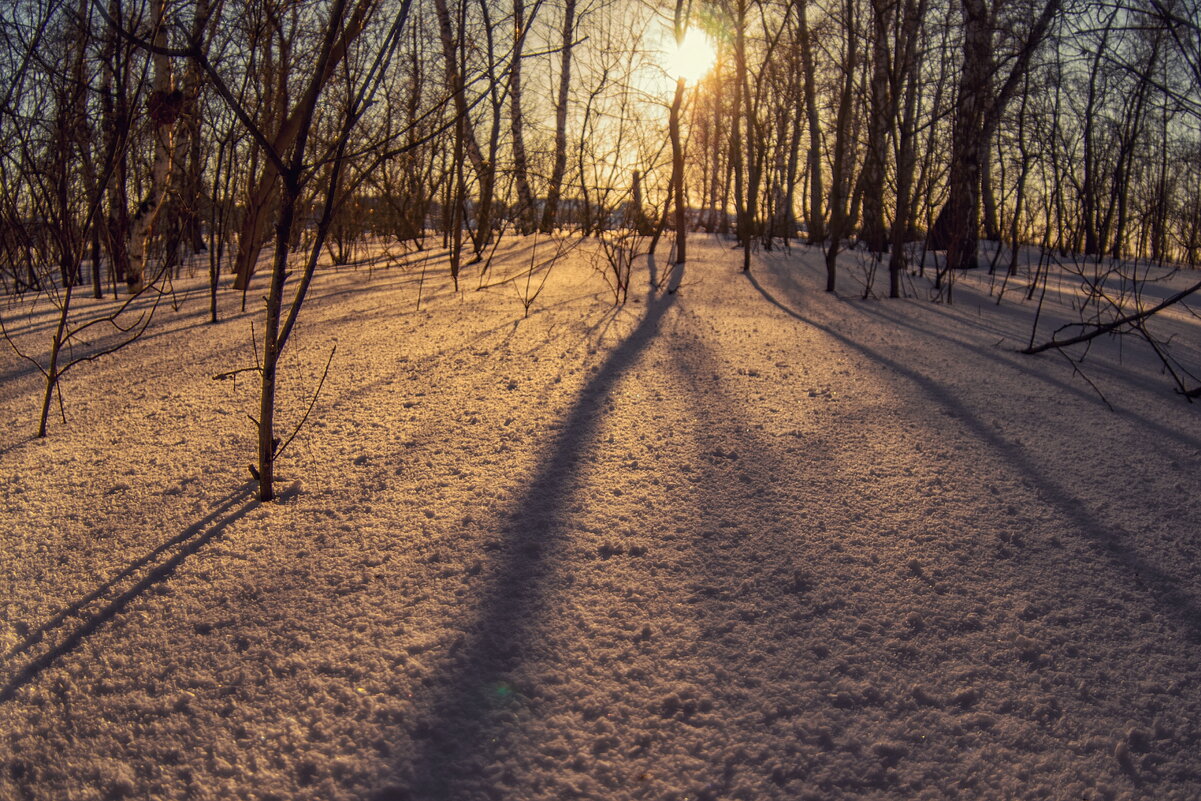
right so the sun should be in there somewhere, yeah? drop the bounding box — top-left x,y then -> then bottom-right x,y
664,28 -> 717,84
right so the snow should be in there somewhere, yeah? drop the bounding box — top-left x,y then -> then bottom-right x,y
2,236 -> 1200,800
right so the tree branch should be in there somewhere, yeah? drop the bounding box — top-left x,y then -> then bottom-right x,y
1022,278 -> 1201,354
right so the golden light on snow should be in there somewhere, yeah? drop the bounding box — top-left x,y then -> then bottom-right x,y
664,28 -> 717,84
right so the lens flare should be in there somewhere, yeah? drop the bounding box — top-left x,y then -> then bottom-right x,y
664,28 -> 717,84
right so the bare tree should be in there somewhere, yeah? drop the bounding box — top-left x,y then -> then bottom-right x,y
823,0 -> 859,292
123,0 -> 178,293
229,0 -> 380,291
540,0 -> 577,232
927,0 -> 1061,274
508,0 -> 542,232
667,0 -> 689,264
797,0 -> 826,243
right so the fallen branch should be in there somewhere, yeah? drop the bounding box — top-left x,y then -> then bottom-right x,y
1022,278 -> 1201,354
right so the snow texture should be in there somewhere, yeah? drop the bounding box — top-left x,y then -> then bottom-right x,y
2,237 -> 1200,801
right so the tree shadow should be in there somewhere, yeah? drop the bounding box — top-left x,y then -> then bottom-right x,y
394,259 -> 680,799
0,434 -> 37,459
1,482 -> 258,704
646,320 -> 869,796
743,269 -> 1201,646
836,292 -> 1201,452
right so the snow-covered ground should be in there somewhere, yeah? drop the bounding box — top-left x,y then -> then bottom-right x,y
2,237 -> 1200,800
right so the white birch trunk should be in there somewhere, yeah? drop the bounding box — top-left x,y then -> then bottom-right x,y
124,0 -> 175,293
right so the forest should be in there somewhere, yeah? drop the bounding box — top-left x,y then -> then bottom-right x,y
2,0 -> 1201,496
3,0 -> 1201,798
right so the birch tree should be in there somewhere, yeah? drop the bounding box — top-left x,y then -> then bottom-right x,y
927,0 -> 1061,273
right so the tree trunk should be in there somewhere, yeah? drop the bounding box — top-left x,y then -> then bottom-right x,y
668,0 -> 688,264
1079,14 -> 1113,257
670,75 -> 687,263
781,98 -> 801,243
232,0 -> 375,289
927,0 -> 990,270
729,0 -> 747,263
100,7 -> 131,288
929,0 -> 1060,271
798,0 -> 825,243
888,0 -> 926,297
257,182 -> 295,500
1007,74 -> 1032,276
860,0 -> 894,256
980,137 -> 1001,242
825,0 -> 857,292
125,0 -> 175,293
509,0 -> 536,233
541,0 -> 576,233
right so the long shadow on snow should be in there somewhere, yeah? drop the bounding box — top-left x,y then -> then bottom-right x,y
314,290 -> 620,444
773,254 -> 1201,452
0,482 -> 258,704
837,292 -> 1201,452
0,296 -> 256,388
652,313 -> 888,795
763,248 -> 1201,450
0,261 -> 428,387
397,259 -> 680,799
0,434 -> 37,459
744,270 -> 1201,647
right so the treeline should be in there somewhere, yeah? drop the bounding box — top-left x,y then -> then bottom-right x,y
0,0 -> 669,302
1,0 -> 1200,299
684,0 -> 1201,296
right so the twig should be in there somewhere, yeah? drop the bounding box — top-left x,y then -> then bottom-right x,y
273,344 -> 337,461
212,366 -> 263,381
1058,350 -> 1113,411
